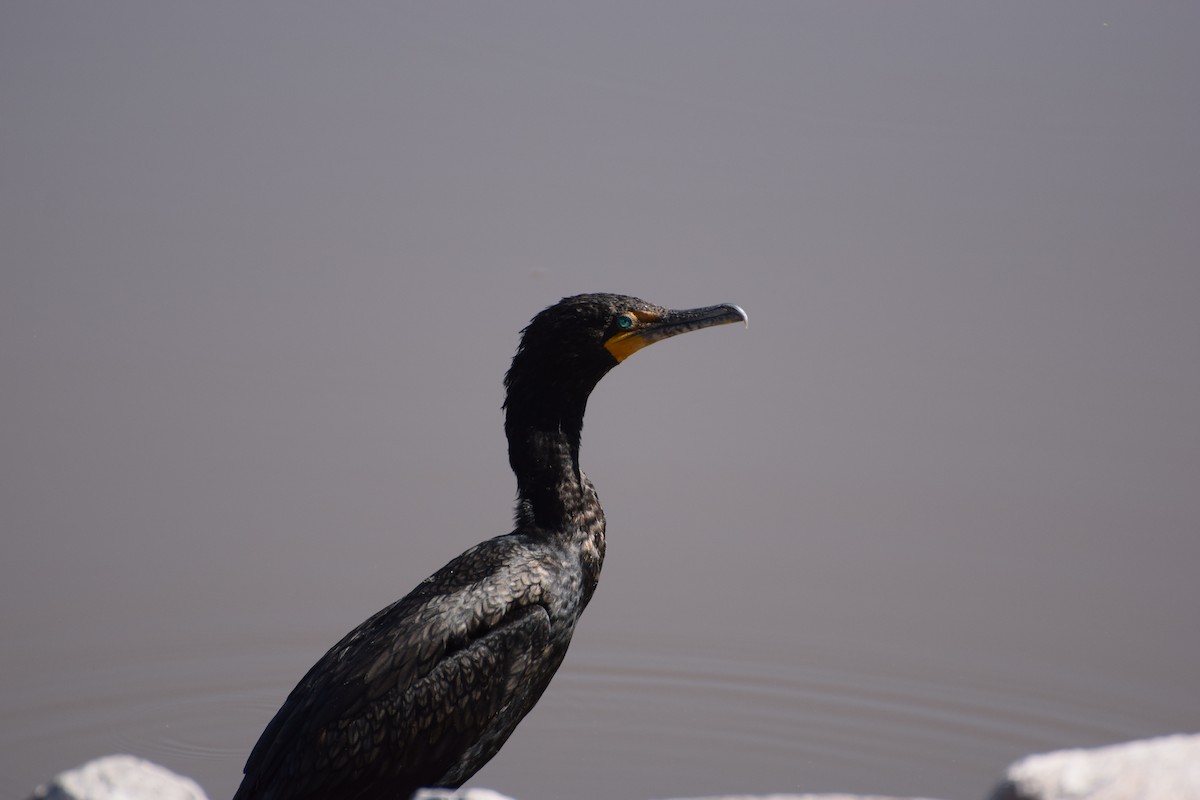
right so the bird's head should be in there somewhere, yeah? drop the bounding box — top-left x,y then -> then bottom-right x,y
504,293 -> 747,420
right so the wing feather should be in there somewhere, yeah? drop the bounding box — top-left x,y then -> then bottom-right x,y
235,535 -> 563,800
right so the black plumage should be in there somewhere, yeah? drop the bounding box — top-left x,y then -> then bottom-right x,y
233,293 -> 746,800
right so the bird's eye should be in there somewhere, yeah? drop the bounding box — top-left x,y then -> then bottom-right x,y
616,313 -> 635,330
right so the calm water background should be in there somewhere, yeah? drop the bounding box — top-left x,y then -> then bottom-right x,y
3,4 -> 1198,799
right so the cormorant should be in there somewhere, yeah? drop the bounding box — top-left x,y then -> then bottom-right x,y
233,293 -> 747,800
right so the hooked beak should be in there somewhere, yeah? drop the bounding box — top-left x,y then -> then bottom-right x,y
604,303 -> 748,363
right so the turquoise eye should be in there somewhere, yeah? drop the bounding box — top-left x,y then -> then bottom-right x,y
616,313 -> 635,329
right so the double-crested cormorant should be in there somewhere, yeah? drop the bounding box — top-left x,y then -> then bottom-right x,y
233,293 -> 747,800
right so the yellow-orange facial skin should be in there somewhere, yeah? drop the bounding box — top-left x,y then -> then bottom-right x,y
602,311 -> 661,362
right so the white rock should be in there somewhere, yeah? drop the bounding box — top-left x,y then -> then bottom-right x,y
28,755 -> 208,800
991,733 -> 1200,800
416,790 -> 518,800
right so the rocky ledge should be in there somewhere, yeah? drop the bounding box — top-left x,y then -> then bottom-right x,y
28,733 -> 1200,800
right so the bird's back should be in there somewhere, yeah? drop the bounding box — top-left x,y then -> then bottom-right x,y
233,533 -> 585,800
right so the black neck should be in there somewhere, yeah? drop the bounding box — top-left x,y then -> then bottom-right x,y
505,392 -> 591,533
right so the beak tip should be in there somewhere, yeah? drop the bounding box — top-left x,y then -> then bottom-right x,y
725,304 -> 749,329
